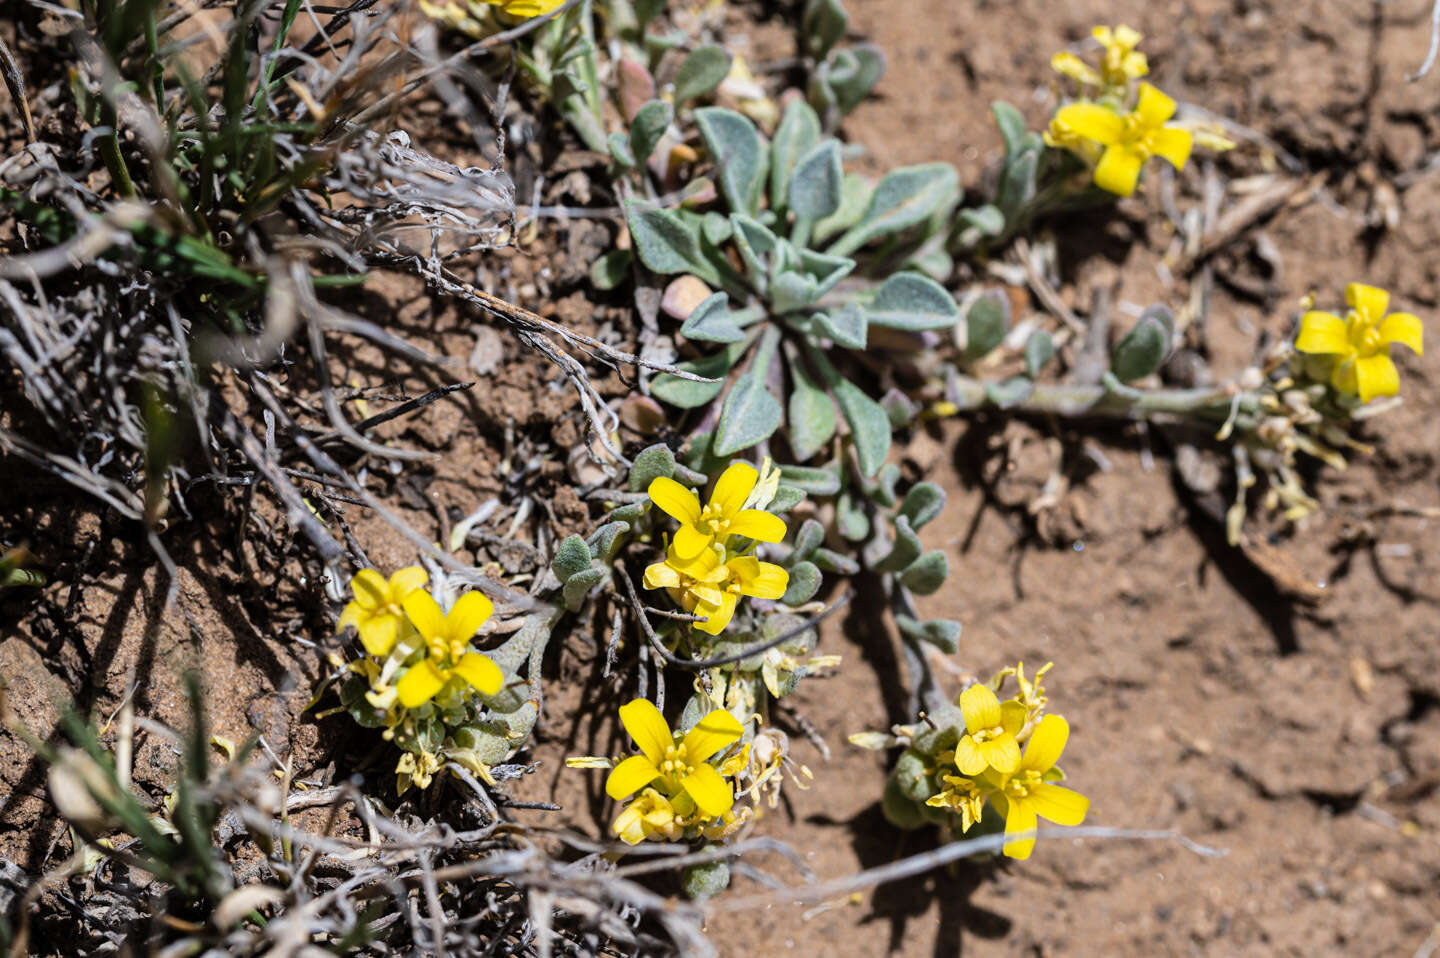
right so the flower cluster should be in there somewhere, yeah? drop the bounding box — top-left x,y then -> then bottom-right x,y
859,663 -> 1089,860
644,462 -> 790,635
1295,283 -> 1424,404
576,699 -> 750,845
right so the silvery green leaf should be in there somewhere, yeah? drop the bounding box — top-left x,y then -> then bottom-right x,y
812,546 -> 859,574
551,535 -> 593,582
792,518 -> 825,560
896,615 -> 962,654
997,148 -> 1037,220
814,172 -> 873,244
769,484 -> 806,512
713,372 -> 783,456
957,204 -> 1006,238
964,291 -> 1009,361
770,99 -> 822,210
815,305 -> 867,349
833,377 -> 891,476
872,462 -> 901,507
802,0 -> 848,59
701,212 -> 733,246
787,358 -> 837,461
899,550 -> 948,595
907,244 -> 953,282
771,271 -> 819,314
797,248 -> 854,300
628,443 -> 677,492
779,464 -> 841,495
828,163 -> 960,256
782,560 -> 822,604
629,99 -> 673,164
588,249 -> 632,290
696,107 -> 768,216
1025,329 -> 1056,378
992,101 -> 1027,159
985,376 -> 1033,408
865,272 -> 960,331
587,521 -> 630,560
650,340 -> 746,408
875,514 -> 922,572
608,131 -> 636,168
674,44 -> 732,103
898,481 -> 945,530
563,566 -> 610,611
824,44 -> 886,115
626,203 -> 721,286
605,501 -> 646,524
1111,305 -> 1175,383
880,388 -> 917,427
681,292 -> 745,344
837,490 -> 870,541
731,213 -> 779,281
789,140 -> 844,224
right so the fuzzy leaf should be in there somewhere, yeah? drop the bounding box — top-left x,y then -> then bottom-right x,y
837,490 -> 870,541
731,213 -> 780,282
875,515 -> 923,573
829,163 -> 959,256
628,444 -> 677,492
797,248 -> 855,300
833,378 -> 891,476
701,212 -> 733,246
1024,329 -> 1056,378
770,99 -> 822,210
771,271 -> 820,314
964,291 -> 1009,361
629,99 -> 674,164
768,484 -> 806,512
956,204 -> 1006,241
896,615 -> 962,654
626,204 -> 721,286
713,372 -> 783,456
792,518 -> 825,560
608,131 -> 636,168
674,44 -> 732,103
802,0 -> 848,59
865,272 -> 960,331
589,249 -> 632,290
778,464 -> 841,495
587,521 -> 631,560
789,140 -> 844,225
681,292 -> 745,344
812,546 -> 859,574
822,44 -> 886,115
997,148 -> 1038,220
563,566 -> 610,611
650,340 -> 746,408
787,359 -> 837,461
992,101 -> 1027,159
696,107 -> 768,217
814,172 -> 873,244
898,481 -> 945,530
985,376 -> 1033,407
899,550 -> 948,595
551,535 -> 593,582
814,305 -> 868,349
782,561 -> 822,604
1112,305 -> 1175,383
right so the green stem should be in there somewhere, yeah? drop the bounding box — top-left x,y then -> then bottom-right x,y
945,374 -> 1247,423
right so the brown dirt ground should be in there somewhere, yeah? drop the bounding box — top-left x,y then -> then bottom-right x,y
5,0 -> 1440,956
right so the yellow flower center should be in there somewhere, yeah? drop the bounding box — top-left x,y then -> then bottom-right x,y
697,504 -> 732,537
1349,312 -> 1384,357
658,744 -> 695,779
971,724 -> 1007,744
1003,769 -> 1045,800
1120,114 -> 1155,157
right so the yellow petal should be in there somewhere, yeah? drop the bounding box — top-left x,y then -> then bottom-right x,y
1003,799 -> 1039,860
1295,311 -> 1349,355
694,591 -> 739,635
337,601 -> 365,635
1028,783 -> 1089,826
1000,701 -> 1028,737
727,509 -> 787,543
1021,714 -> 1070,772
1345,283 -> 1390,322
401,590 -> 445,641
1148,127 -> 1192,171
396,660 -> 448,708
648,477 -> 702,524
681,709 -> 744,763
1354,353 -> 1400,404
689,583 -> 727,607
680,762 -> 734,817
453,652 -> 503,696
1051,52 -> 1101,85
980,734 -> 1021,774
1112,24 -> 1142,49
446,592 -> 494,642
358,614 -> 400,657
952,735 -> 988,776
643,560 -> 682,591
605,755 -> 662,800
710,461 -> 758,517
387,566 -> 429,598
1053,103 -> 1124,145
1135,82 -> 1176,126
1093,144 -> 1143,197
672,522 -> 714,561
350,568 -> 389,611
734,560 -> 788,600
1378,312 -> 1424,356
613,801 -> 647,844
958,685 -> 1003,735
618,698 -> 673,765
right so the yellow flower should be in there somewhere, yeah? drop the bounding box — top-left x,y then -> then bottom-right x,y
484,0 -> 565,16
1051,83 -> 1192,197
642,544 -> 789,635
989,714 -> 1089,860
605,698 -> 744,821
950,684 -> 1026,775
1050,51 -> 1102,87
648,462 -> 787,561
925,774 -> 988,833
612,787 -> 683,845
1093,25 -> 1148,85
337,567 -> 429,657
394,591 -> 504,708
1295,283 -> 1424,404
